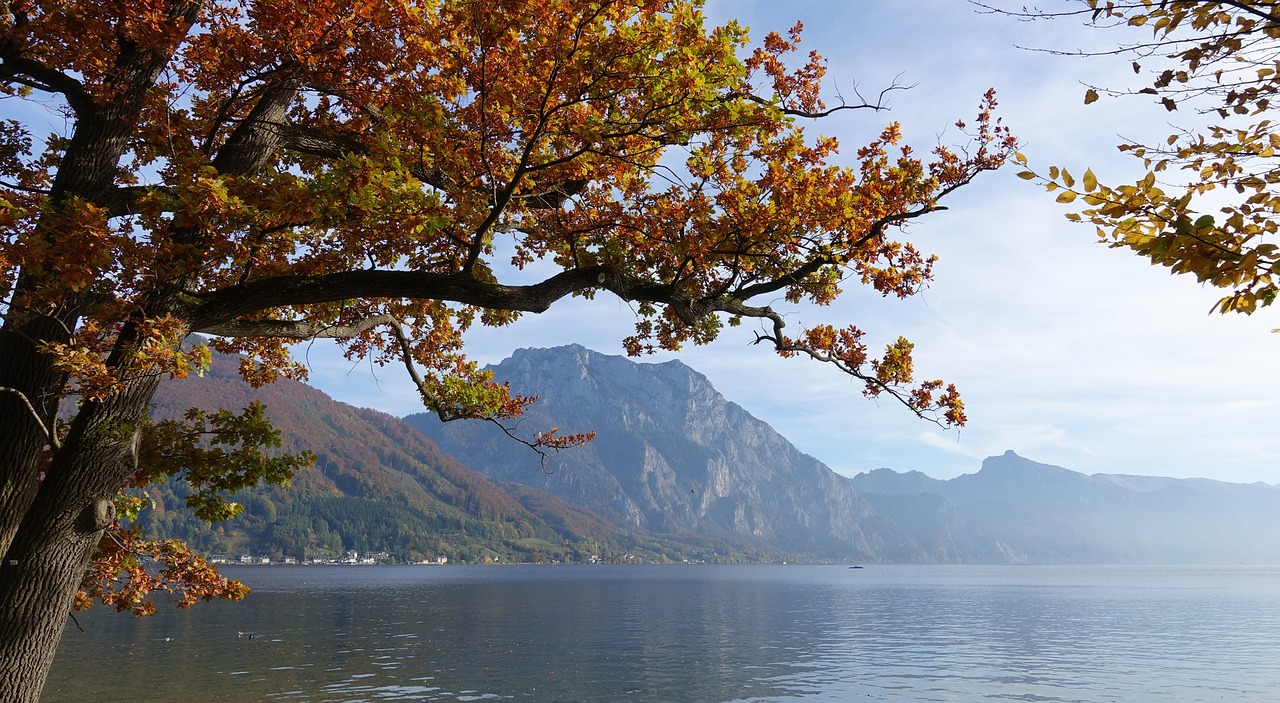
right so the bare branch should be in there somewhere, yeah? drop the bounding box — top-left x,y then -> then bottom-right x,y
0,386 -> 60,450
740,311 -> 953,430
725,89 -> 899,118
385,316 -> 446,416
383,316 -> 565,469
482,418 -> 559,473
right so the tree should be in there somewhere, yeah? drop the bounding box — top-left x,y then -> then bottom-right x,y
0,0 -> 1015,699
996,1 -> 1280,314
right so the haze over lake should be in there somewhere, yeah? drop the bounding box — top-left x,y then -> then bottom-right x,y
44,564 -> 1280,702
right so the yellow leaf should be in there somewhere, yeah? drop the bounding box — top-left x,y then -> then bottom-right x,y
1016,170 -> 1036,180
1056,191 -> 1078,204
1083,168 -> 1098,192
1085,88 -> 1100,105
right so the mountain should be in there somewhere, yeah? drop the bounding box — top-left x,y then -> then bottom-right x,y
144,352 -> 655,564
142,345 -> 1280,565
405,345 -> 912,560
849,450 -> 1280,563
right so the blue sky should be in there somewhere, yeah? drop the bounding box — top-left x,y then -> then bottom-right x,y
294,1 -> 1280,484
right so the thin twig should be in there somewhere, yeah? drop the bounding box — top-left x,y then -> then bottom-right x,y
0,386 -> 59,450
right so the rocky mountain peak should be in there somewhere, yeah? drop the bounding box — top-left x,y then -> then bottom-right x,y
409,345 -> 885,558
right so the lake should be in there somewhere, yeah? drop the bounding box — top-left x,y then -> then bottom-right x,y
42,564 -> 1280,702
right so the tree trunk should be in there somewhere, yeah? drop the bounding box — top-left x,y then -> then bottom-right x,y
0,373 -> 161,702
0,12 -> 170,562
0,319 -> 69,559
0,493 -> 111,703
0,46 -> 290,703
0,7 -> 208,700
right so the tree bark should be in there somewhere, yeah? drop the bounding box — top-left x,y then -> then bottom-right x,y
0,319 -> 69,560
0,371 -> 161,702
0,491 -> 112,703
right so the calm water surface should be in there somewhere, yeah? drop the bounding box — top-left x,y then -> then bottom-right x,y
42,564 -> 1280,702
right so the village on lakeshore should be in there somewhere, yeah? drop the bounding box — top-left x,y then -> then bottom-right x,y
207,550 -> 716,566
209,550 -> 448,566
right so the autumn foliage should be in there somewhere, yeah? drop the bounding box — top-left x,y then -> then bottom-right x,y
76,527 -> 249,616
1009,1 -> 1280,315
0,1 -> 1014,700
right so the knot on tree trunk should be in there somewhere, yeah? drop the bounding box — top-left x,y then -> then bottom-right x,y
75,496 -> 116,535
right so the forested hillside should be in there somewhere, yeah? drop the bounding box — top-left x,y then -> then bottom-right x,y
144,352 -> 610,563
141,351 -> 776,563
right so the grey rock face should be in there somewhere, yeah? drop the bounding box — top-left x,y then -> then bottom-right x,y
406,345 -> 882,558
407,347 -> 1280,564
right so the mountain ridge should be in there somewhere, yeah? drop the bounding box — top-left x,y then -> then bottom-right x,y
849,450 -> 1280,563
137,344 -> 1280,565
406,344 -> 903,560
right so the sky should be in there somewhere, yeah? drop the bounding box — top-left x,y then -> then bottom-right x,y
292,1 -> 1280,485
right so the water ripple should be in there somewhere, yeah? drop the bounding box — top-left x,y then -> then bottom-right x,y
44,565 -> 1280,703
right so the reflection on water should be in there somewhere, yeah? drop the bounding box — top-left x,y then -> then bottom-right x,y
43,565 -> 1280,702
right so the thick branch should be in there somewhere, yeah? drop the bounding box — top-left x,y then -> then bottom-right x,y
187,267 -> 679,333
0,56 -> 94,114
211,80 -> 302,176
280,124 -> 365,160
101,185 -> 172,218
731,255 -> 833,301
